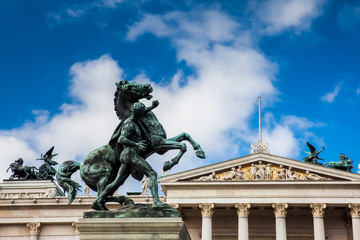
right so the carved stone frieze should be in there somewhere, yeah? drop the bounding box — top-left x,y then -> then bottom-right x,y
199,203 -> 215,217
235,203 -> 251,217
27,222 -> 41,235
193,172 -> 219,181
191,161 -> 333,182
272,203 -> 288,217
310,203 -> 327,217
0,189 -> 56,199
349,203 -> 360,217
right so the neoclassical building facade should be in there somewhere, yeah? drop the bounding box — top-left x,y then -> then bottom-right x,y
160,153 -> 360,240
1,153 -> 360,240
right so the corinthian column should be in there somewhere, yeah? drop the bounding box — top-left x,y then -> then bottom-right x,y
26,222 -> 41,240
349,203 -> 360,240
272,203 -> 288,240
235,203 -> 251,240
199,203 -> 215,240
310,203 -> 326,240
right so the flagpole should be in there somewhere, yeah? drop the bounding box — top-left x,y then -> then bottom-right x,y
258,97 -> 262,142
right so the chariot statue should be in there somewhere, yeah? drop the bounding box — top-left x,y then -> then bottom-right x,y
6,158 -> 38,180
324,153 -> 355,172
56,80 -> 205,211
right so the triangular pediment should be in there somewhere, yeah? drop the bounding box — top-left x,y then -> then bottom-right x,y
159,153 -> 360,183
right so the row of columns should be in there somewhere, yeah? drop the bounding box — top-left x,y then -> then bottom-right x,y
25,222 -> 80,240
198,203 -> 360,240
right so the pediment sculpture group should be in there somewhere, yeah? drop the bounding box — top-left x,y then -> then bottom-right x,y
193,161 -> 332,182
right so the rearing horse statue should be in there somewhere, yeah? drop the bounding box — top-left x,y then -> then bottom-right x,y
56,80 -> 205,210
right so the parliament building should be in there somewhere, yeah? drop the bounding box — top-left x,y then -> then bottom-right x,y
1,150 -> 360,240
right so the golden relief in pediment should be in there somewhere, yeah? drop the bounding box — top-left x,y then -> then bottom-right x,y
192,161 -> 332,181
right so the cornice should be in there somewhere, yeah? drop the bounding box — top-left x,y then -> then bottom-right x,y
161,181 -> 360,190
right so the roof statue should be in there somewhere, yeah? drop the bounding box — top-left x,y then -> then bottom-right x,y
303,141 -> 324,165
56,80 -> 205,214
250,140 -> 270,154
324,153 -> 355,172
6,158 -> 39,180
36,146 -> 59,179
6,147 -> 60,180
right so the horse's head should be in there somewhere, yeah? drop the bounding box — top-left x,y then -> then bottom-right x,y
116,80 -> 153,103
15,158 -> 24,166
114,80 -> 154,119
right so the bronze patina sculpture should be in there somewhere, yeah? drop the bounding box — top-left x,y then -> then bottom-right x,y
56,80 -> 205,211
324,153 -> 355,172
6,158 -> 38,180
303,142 -> 324,165
37,146 -> 59,179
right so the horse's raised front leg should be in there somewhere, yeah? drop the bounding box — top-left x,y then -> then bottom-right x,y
153,141 -> 187,171
168,132 -> 205,159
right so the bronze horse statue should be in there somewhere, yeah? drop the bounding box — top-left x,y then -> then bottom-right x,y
56,80 -> 205,210
7,158 -> 38,180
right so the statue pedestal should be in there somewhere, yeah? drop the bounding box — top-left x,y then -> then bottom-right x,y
76,217 -> 191,240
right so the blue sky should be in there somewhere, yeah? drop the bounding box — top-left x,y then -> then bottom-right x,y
1,0 -> 360,192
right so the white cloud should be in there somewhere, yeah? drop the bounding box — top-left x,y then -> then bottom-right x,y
321,83 -> 342,103
250,0 -> 326,34
0,55 -> 122,182
125,8 -> 325,166
262,114 -> 324,157
126,9 -> 240,45
127,10 -> 277,158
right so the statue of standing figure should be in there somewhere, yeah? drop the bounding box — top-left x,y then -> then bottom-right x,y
37,146 -> 58,179
56,80 -> 205,211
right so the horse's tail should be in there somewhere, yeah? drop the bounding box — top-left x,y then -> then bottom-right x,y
56,161 -> 82,204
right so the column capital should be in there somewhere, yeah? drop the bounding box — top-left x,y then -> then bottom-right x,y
310,203 -> 327,217
349,203 -> 360,217
272,203 -> 288,217
235,203 -> 251,217
26,222 -> 41,235
199,203 -> 215,217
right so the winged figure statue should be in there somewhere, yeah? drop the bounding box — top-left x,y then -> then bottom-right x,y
303,141 -> 324,165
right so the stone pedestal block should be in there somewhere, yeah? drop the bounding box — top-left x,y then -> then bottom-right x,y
76,217 -> 191,240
